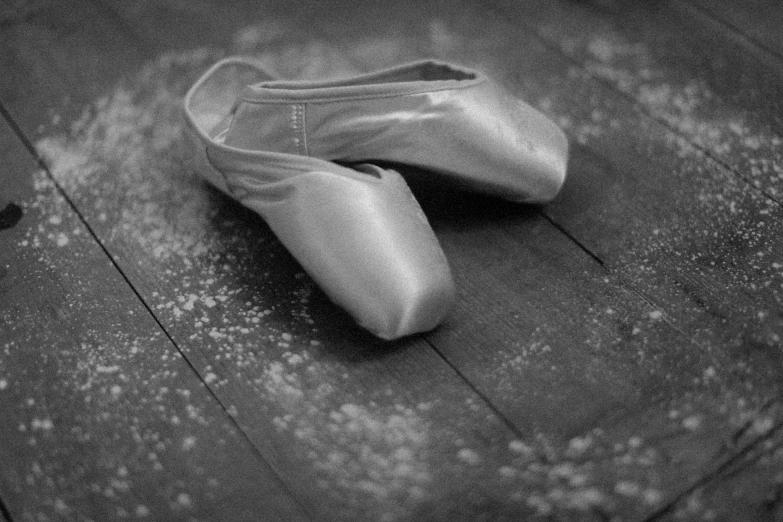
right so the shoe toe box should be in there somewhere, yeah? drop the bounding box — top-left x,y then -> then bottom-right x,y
239,164 -> 455,340
442,83 -> 570,203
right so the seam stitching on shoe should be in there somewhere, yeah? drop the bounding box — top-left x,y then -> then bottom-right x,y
301,103 -> 309,156
291,103 -> 306,156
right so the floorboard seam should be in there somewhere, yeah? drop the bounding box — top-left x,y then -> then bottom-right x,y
643,410 -> 783,521
423,337 -> 532,447
0,100 -> 316,522
540,205 -> 726,365
538,210 -> 609,270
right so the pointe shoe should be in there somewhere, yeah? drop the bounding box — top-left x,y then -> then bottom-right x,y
212,57 -> 568,203
185,59 -> 455,340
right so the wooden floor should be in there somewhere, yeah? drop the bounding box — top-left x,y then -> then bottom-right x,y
2,1 -> 783,520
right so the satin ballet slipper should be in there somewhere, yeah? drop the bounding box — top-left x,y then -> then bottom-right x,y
207,57 -> 568,203
185,59 -> 455,340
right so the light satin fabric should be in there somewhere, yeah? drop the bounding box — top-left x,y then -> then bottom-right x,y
185,59 -> 455,340
225,59 -> 569,203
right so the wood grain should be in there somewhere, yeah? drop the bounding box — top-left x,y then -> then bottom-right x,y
0,112 -> 306,520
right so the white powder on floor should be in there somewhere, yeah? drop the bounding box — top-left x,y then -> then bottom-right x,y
260,355 -> 433,521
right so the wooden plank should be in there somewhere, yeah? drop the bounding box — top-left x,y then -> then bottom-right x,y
102,0 -> 783,520
685,0 -> 783,58
2,2 -> 563,520
0,113 -> 306,519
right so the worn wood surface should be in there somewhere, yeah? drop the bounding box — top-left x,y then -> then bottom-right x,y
0,103 -> 306,520
1,0 -> 782,520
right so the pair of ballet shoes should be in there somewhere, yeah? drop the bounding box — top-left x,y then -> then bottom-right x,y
185,58 -> 568,339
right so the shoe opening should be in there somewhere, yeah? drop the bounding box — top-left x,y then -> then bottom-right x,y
256,61 -> 477,91
412,61 -> 475,82
187,60 -> 277,136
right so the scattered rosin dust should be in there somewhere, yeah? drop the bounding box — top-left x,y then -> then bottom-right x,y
497,391 -> 783,518
37,49 -> 222,266
491,430 -> 664,516
1,328 -> 260,519
1,194 -> 247,521
264,358 -> 432,521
